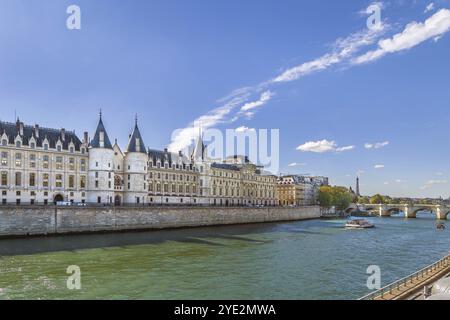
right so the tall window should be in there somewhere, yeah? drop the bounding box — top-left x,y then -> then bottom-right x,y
28,173 -> 36,187
15,172 -> 22,186
55,174 -> 63,188
29,173 -> 36,187
80,159 -> 86,171
29,154 -> 36,168
69,175 -> 75,188
1,152 -> 7,166
1,172 -> 7,186
1,139 -> 7,146
15,153 -> 22,167
56,156 -> 63,170
69,158 -> 75,171
43,173 -> 49,187
16,140 -> 21,148
43,155 -> 49,169
80,176 -> 86,189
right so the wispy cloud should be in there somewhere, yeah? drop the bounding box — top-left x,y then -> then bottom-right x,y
288,162 -> 307,167
365,141 -> 390,149
235,126 -> 255,133
425,2 -> 435,14
353,9 -> 450,64
374,164 -> 385,169
296,140 -> 354,153
272,27 -> 385,83
421,179 -> 447,190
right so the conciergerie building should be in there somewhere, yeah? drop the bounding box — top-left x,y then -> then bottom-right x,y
0,113 -> 280,206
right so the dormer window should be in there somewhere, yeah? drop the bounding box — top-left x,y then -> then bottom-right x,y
81,148 -> 85,154
99,131 -> 105,148
2,139 -> 7,146
44,144 -> 49,150
136,138 -> 140,151
70,147 -> 74,153
16,141 -> 21,148
57,145 -> 62,152
30,142 -> 35,149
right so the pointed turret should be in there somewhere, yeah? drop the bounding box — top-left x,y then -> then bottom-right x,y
125,116 -> 146,153
191,127 -> 205,161
90,111 -> 113,149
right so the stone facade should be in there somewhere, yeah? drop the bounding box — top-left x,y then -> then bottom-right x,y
0,115 -> 280,206
0,120 -> 89,205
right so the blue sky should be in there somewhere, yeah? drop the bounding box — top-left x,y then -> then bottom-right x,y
0,0 -> 450,198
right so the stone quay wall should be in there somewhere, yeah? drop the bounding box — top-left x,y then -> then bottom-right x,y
0,205 -> 320,237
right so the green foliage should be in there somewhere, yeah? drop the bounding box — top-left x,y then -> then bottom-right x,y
319,186 -> 353,210
370,194 -> 385,204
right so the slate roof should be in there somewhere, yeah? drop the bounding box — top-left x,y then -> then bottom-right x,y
0,120 -> 83,151
148,148 -> 193,168
90,117 -> 113,149
210,163 -> 241,171
125,123 -> 146,153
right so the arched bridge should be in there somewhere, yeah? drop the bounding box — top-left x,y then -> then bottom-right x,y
345,204 -> 450,220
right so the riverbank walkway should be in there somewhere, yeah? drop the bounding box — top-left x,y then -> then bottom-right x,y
360,253 -> 450,300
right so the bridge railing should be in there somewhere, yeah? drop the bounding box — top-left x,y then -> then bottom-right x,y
359,253 -> 450,300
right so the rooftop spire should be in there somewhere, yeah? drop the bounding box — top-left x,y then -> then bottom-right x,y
125,117 -> 146,153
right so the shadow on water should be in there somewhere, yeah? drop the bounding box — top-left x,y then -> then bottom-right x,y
0,219 -> 323,257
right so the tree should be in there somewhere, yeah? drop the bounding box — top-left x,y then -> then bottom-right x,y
319,186 -> 353,210
370,194 -> 385,204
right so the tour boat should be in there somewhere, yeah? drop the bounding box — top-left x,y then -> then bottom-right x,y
345,219 -> 375,229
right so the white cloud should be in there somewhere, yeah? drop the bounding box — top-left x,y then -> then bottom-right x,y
336,145 -> 355,152
235,126 -> 256,133
354,9 -> 450,64
436,172 -> 444,176
296,140 -> 354,153
395,179 -> 405,183
167,91 -> 250,152
421,179 -> 447,190
374,164 -> 385,169
425,2 -> 435,14
288,162 -> 307,167
273,27 -> 385,82
365,141 -> 390,149
384,181 -> 390,185
297,140 -> 337,153
240,91 -> 274,112
357,170 -> 365,177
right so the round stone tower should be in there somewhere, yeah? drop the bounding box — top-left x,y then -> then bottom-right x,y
87,112 -> 115,204
123,117 -> 148,205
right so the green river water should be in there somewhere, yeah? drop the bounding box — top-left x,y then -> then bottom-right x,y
0,213 -> 449,300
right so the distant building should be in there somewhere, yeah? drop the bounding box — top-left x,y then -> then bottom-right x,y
277,174 -> 327,206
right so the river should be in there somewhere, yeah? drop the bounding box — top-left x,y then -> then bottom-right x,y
0,213 -> 449,300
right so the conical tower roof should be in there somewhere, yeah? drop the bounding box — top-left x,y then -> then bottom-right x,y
90,112 -> 113,149
125,116 -> 146,153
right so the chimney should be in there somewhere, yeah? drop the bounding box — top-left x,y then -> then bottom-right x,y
179,150 -> 183,156
34,124 -> 39,138
83,131 -> 89,144
61,128 -> 66,141
164,148 -> 168,152
17,121 -> 24,136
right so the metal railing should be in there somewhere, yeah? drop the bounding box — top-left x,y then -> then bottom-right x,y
359,253 -> 450,300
